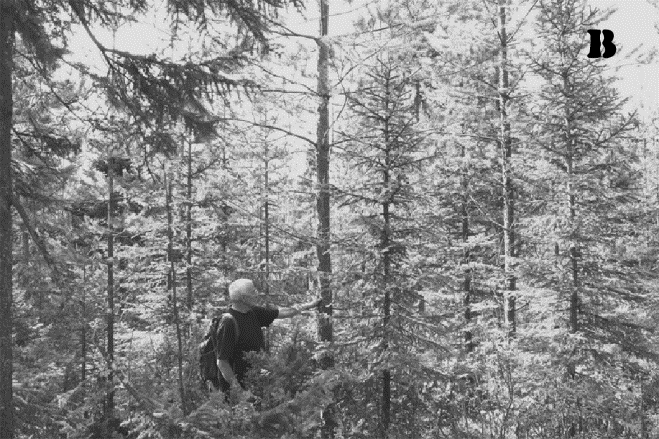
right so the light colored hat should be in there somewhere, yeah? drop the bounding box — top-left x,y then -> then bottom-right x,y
228,279 -> 258,303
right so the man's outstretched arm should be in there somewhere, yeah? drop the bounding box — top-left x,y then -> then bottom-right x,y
277,298 -> 322,319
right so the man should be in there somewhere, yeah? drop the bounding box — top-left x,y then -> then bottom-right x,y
216,278 -> 321,397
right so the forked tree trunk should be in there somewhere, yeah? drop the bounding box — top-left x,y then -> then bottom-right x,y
0,2 -> 14,437
316,0 -> 335,436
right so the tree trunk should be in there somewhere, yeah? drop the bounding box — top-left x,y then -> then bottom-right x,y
562,69 -> 581,438
21,214 -> 29,261
262,138 -> 271,351
498,0 -> 515,336
564,72 -> 578,335
166,172 -> 189,415
381,207 -> 391,439
264,141 -> 270,298
640,379 -> 647,439
81,264 -> 87,381
105,154 -> 115,439
381,72 -> 392,439
462,168 -> 473,352
186,136 -> 193,311
0,1 -> 14,436
316,0 -> 335,436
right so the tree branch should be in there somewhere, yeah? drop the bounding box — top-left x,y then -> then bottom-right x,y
224,117 -> 316,146
11,194 -> 60,277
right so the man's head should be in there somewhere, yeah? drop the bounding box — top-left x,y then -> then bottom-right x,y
228,278 -> 260,307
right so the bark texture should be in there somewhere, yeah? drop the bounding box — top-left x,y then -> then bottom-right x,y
0,1 -> 13,437
316,1 -> 335,436
498,0 -> 516,335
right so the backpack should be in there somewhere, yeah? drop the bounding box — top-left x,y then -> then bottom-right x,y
199,312 -> 239,391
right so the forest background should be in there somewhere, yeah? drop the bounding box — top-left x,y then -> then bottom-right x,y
2,0 -> 659,438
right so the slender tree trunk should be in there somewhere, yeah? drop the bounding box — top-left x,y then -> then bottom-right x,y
498,0 -> 515,335
186,136 -> 193,311
568,175 -> 578,334
166,172 -> 189,415
105,155 -> 115,439
264,141 -> 270,296
564,72 -> 578,334
413,80 -> 422,123
461,146 -> 473,352
562,70 -> 581,438
0,1 -> 14,436
263,138 -> 271,351
382,200 -> 392,439
316,0 -> 335,435
81,264 -> 87,381
381,72 -> 392,439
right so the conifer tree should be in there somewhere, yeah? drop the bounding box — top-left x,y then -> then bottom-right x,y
1,5 -> 73,433
522,0 -> 655,434
1,1 -> 309,435
334,43 -> 433,436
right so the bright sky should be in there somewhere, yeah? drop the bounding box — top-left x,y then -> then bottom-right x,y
64,1 -> 364,69
65,0 -> 659,119
589,0 -> 659,119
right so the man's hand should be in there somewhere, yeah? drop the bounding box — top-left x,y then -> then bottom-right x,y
299,297 -> 323,312
277,297 -> 324,319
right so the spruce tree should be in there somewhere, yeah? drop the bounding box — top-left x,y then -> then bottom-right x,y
522,0 -> 655,434
334,43 -> 433,436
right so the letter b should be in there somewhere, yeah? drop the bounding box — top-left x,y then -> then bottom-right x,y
587,29 -> 617,58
